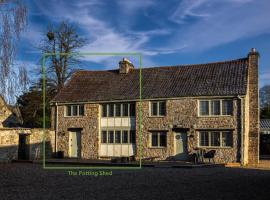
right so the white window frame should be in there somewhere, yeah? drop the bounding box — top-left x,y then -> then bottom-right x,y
198,99 -> 233,117
149,131 -> 167,148
101,103 -> 135,118
198,131 -> 233,148
149,101 -> 166,117
100,129 -> 135,144
65,104 -> 85,117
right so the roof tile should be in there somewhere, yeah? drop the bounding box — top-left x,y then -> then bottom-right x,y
52,58 -> 249,103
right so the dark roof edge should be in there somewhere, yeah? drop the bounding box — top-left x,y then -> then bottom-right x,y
50,94 -> 245,104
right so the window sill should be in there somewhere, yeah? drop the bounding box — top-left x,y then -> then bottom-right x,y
148,116 -> 166,118
101,143 -> 135,145
148,146 -> 167,149
198,146 -> 233,149
101,116 -> 136,118
197,115 -> 233,118
64,116 -> 85,118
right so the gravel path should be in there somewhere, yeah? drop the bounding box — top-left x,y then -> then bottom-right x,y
1,163 -> 270,200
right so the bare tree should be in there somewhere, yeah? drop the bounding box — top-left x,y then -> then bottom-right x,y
40,21 -> 86,93
0,0 -> 28,103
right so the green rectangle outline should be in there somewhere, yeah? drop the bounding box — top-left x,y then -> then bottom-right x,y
42,52 -> 143,170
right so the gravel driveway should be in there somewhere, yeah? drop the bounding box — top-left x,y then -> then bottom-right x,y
1,163 -> 270,200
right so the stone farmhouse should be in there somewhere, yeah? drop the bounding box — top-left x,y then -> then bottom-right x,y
50,49 -> 260,165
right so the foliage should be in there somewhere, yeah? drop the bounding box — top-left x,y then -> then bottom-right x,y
17,79 -> 56,128
260,85 -> 270,119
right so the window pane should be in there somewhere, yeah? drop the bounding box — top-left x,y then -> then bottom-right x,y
159,132 -> 167,147
72,105 -> 78,116
200,132 -> 209,146
211,100 -> 220,115
199,101 -> 209,116
79,105 -> 84,116
211,132 -> 220,146
130,103 -> 136,117
159,102 -> 166,116
130,130 -> 136,144
108,131 -> 114,143
101,131 -> 107,143
151,132 -> 158,147
222,100 -> 233,115
122,131 -> 128,143
115,104 -> 121,117
66,106 -> 71,116
115,131 -> 121,143
222,131 -> 233,147
108,104 -> 114,117
102,104 -> 107,117
151,102 -> 158,116
122,103 -> 129,116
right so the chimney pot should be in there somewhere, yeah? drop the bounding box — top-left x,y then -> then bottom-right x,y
119,58 -> 134,74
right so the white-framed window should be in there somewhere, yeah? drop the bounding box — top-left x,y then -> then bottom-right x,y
199,131 -> 233,147
199,99 -> 233,116
150,101 -> 166,116
150,131 -> 167,147
65,105 -> 84,116
101,129 -> 136,144
101,102 -> 136,117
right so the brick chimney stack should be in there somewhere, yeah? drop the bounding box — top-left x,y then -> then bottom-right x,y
119,58 -> 134,74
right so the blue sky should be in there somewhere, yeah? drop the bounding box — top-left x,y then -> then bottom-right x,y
17,0 -> 270,87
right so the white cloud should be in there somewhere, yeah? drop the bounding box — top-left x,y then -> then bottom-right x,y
116,0 -> 155,15
27,0 -> 176,66
169,0 -> 210,24
169,0 -> 270,52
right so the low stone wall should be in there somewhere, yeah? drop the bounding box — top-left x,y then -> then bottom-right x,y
0,128 -> 55,161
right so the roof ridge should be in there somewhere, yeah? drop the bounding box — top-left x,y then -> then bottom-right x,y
74,57 -> 248,73
142,57 -> 248,70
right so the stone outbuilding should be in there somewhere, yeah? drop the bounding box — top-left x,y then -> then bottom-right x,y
0,96 -> 54,161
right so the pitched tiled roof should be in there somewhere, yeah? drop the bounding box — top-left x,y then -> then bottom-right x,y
261,119 -> 270,129
51,58 -> 249,103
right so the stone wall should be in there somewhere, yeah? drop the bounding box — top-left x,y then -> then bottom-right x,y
0,128 -> 55,161
54,98 -> 241,163
247,50 -> 260,164
136,98 -> 241,163
56,104 -> 99,159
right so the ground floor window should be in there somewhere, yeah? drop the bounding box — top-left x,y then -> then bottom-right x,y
150,131 -> 167,147
199,131 -> 233,147
101,130 -> 136,144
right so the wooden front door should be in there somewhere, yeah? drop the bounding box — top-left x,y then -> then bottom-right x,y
18,134 -> 30,160
69,130 -> 81,158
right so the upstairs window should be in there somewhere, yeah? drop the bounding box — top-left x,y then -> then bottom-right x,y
66,105 -> 84,116
199,99 -> 233,116
101,103 -> 136,117
150,101 -> 166,116
199,101 -> 209,116
222,100 -> 233,115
